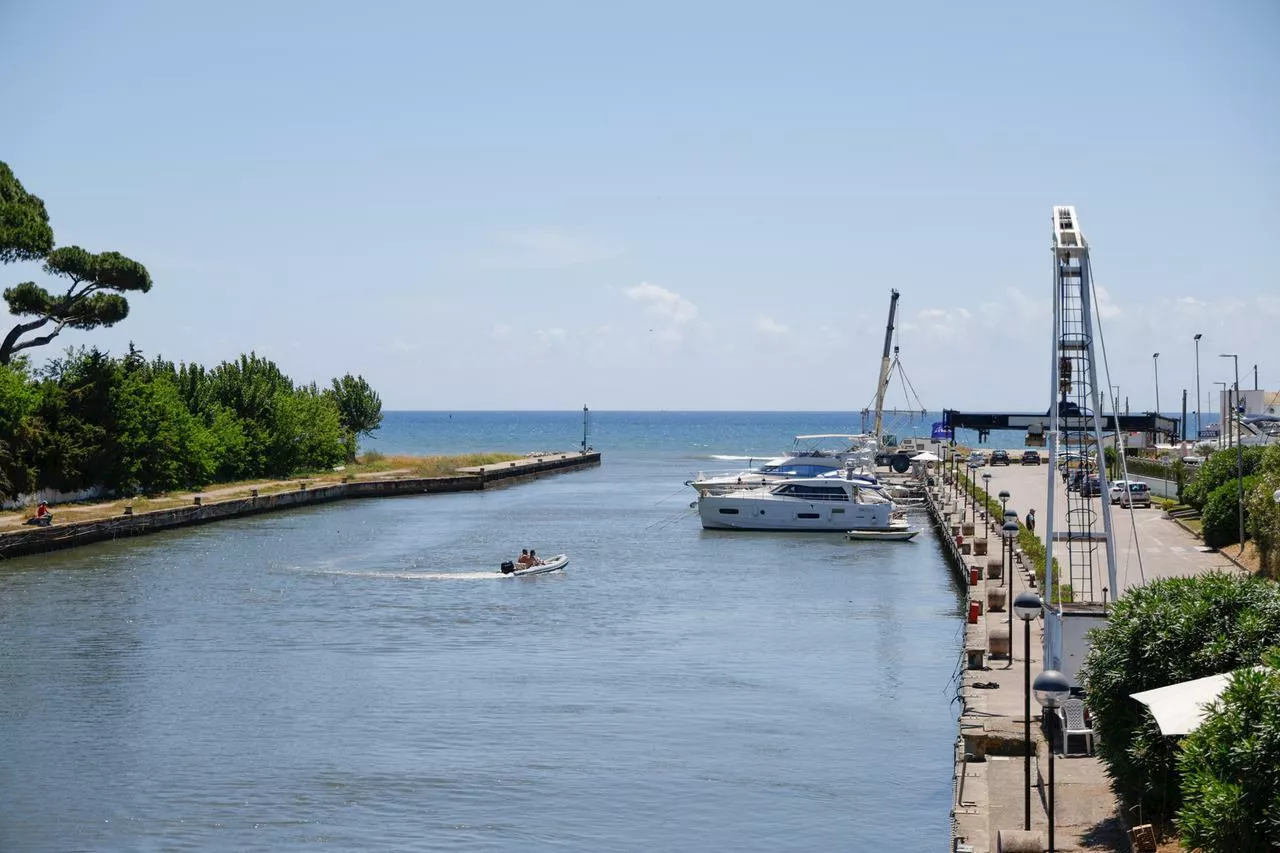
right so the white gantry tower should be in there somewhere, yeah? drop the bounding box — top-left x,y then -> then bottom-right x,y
1042,205 -> 1119,680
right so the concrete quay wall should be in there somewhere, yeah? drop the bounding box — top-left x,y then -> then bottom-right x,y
0,451 -> 600,560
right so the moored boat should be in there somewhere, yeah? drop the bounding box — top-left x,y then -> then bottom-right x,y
688,434 -> 879,495
698,476 -> 899,532
845,526 -> 920,542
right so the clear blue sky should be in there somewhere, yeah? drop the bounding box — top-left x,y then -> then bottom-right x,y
2,0 -> 1276,411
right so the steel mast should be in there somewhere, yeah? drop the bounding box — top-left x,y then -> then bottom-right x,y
872,289 -> 900,444
1043,206 -> 1118,678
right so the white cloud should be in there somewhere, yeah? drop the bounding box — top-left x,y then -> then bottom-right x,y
378,338 -> 419,353
624,282 -> 698,324
487,227 -> 619,268
1256,296 -> 1280,317
755,316 -> 789,335
904,307 -> 971,342
534,327 -> 567,345
1094,285 -> 1121,319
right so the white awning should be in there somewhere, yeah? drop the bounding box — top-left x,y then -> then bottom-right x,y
911,451 -> 941,462
1130,670 -> 1247,736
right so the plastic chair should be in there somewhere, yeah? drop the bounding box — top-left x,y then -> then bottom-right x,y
1057,697 -> 1094,756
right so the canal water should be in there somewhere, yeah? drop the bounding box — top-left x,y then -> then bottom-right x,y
1,412 -> 964,851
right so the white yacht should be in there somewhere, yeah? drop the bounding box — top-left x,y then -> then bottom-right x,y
698,476 -> 900,532
688,434 -> 878,495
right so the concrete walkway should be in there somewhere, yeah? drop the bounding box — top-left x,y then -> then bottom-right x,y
938,457 -> 1244,853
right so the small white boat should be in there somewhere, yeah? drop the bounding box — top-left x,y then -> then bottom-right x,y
500,554 -> 569,576
845,527 -> 920,542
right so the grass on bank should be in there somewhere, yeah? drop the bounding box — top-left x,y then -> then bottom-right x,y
1,451 -> 523,528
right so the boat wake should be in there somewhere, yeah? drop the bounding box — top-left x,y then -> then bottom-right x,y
295,567 -> 504,581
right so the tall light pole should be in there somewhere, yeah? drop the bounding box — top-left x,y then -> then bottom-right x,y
1194,334 -> 1202,442
1014,591 -> 1043,831
1221,354 -> 1244,553
1034,670 -> 1072,853
1215,381 -> 1228,449
1153,352 -> 1161,415
982,473 -> 992,538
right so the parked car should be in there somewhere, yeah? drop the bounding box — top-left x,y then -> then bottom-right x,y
1081,476 -> 1105,498
1108,480 -> 1134,504
1120,482 -> 1152,508
990,450 -> 1011,466
1020,450 -> 1041,465
967,452 -> 987,468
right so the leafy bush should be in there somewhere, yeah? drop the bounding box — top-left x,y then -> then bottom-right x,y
1176,663 -> 1280,852
1182,446 -> 1268,511
1201,475 -> 1259,548
1079,573 -> 1280,820
1246,471 -> 1280,572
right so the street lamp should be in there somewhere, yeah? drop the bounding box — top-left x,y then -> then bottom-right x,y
982,473 -> 992,537
1153,352 -> 1161,416
1014,591 -> 1044,831
1033,669 -> 1072,853
1002,520 -> 1018,590
1194,334 -> 1202,443
1221,354 -> 1244,553
1214,381 -> 1228,449
998,489 -> 1010,520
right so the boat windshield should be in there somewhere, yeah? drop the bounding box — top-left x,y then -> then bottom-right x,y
771,483 -> 851,501
759,462 -> 843,477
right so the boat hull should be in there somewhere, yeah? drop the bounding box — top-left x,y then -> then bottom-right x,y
505,554 -> 569,575
699,496 -> 893,532
845,528 -> 920,541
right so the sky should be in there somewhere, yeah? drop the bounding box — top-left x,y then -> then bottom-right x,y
1,0 -> 1277,412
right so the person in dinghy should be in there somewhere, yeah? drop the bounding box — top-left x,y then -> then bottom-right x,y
501,548 -> 542,574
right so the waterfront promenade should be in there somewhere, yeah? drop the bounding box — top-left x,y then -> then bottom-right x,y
937,458 -> 1245,853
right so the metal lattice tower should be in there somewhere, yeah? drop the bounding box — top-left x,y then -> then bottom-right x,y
1042,206 -> 1118,618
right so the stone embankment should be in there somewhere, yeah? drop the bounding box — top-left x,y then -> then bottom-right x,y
0,451 -> 600,560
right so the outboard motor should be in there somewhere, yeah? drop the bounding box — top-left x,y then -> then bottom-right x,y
500,561 -> 516,574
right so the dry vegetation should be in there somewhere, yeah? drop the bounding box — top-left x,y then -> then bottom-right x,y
0,451 -> 522,529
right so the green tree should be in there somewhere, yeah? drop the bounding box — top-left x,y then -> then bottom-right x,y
1245,448 -> 1280,571
1201,476 -> 1259,549
0,360 -> 40,497
268,385 -> 345,474
110,369 -> 216,493
2,246 -> 153,364
1079,573 -> 1280,820
1182,446 -> 1268,510
0,161 -> 54,264
1176,661 -> 1280,852
325,373 -> 383,461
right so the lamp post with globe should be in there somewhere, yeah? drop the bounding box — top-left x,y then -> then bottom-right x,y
1014,591 -> 1044,830
1034,670 -> 1072,853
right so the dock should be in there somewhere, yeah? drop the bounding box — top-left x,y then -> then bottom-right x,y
927,459 -> 1244,852
0,451 -> 600,560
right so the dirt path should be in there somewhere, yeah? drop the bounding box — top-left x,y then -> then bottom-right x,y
1,469 -> 415,531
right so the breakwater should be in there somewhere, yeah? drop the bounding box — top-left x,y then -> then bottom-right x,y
0,451 -> 600,559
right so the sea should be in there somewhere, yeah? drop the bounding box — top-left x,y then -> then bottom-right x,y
0,411 -> 978,852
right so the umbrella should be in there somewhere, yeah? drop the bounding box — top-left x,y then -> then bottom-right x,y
911,451 -> 941,462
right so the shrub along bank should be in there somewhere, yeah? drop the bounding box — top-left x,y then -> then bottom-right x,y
0,347 -> 382,500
